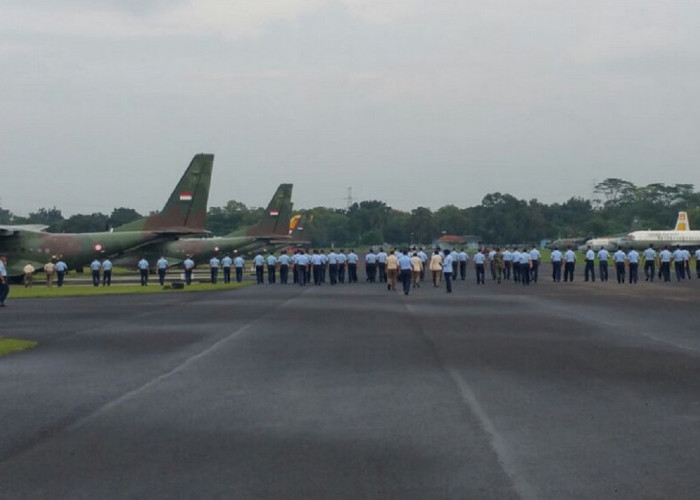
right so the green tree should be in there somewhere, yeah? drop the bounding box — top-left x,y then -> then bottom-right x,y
0,205 -> 14,224
347,201 -> 391,244
384,210 -> 410,245
433,205 -> 468,236
109,207 -> 142,228
206,200 -> 262,235
59,213 -> 110,233
409,207 -> 435,245
594,178 -> 636,208
27,207 -> 63,226
304,207 -> 352,247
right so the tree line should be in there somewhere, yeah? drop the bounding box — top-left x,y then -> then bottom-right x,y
2,178 -> 699,247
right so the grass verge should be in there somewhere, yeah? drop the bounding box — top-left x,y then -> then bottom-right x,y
0,338 -> 38,357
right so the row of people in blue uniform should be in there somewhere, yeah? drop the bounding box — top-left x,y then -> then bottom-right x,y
127,243 -> 700,288
551,245 -> 698,284
184,250 -> 364,286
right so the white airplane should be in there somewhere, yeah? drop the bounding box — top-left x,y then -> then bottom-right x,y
611,212 -> 700,249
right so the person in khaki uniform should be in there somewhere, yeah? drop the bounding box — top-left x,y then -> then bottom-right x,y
429,249 -> 443,287
23,263 -> 35,287
44,260 -> 56,287
385,250 -> 399,291
411,252 -> 423,288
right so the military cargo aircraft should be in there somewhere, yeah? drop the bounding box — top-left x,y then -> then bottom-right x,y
0,153 -> 214,278
546,237 -> 588,251
114,183 -> 295,269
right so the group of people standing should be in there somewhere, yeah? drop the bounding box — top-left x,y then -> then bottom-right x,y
569,244 -> 698,284
30,256 -> 69,288
89,257 -> 114,286
248,249 -> 362,287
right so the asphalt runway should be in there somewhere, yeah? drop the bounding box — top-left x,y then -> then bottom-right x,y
1,269 -> 699,499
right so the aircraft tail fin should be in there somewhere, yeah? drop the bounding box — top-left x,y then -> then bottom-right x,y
232,184 -> 293,237
116,154 -> 214,232
675,211 -> 690,231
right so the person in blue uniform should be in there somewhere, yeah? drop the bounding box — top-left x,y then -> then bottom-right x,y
347,250 -> 358,282
138,257 -> 149,286
101,258 -> 113,286
221,254 -> 232,284
472,249 -> 486,284
682,249 -> 691,280
0,255 -> 9,306
55,258 -> 68,287
659,246 -> 672,282
519,248 -> 532,286
584,246 -> 595,282
209,255 -> 221,284
234,254 -> 245,283
550,247 -> 563,282
183,255 -> 195,285
335,248 -> 348,283
156,256 -> 169,285
627,248 -> 639,284
642,245 -> 656,282
365,249 -> 377,282
597,247 -> 610,282
327,250 -> 338,285
672,246 -> 685,281
458,249 -> 468,280
563,247 -> 576,282
502,248 -> 512,280
319,250 -> 327,283
311,250 -> 323,285
398,249 -> 413,295
613,247 -> 626,284
442,249 -> 453,293
418,248 -> 428,282
279,251 -> 290,284
253,253 -> 264,284
511,249 -> 521,283
266,252 -> 277,284
529,246 -> 541,283
296,251 -> 309,286
90,258 -> 101,286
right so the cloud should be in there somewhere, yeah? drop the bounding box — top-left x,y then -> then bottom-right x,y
0,1 -> 330,40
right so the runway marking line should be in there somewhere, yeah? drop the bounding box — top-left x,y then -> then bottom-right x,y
404,302 -> 539,500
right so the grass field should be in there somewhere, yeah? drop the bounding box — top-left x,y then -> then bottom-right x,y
0,338 -> 38,357
7,281 -> 252,299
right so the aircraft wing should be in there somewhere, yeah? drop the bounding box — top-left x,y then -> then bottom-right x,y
270,238 -> 310,246
0,224 -> 48,236
151,227 -> 211,236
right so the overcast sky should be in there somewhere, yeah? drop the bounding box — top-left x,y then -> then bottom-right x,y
2,1 -> 699,216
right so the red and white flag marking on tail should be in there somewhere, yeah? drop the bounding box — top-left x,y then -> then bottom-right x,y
179,192 -> 193,201
269,210 -> 279,216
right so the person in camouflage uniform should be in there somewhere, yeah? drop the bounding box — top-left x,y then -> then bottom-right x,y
493,248 -> 504,284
